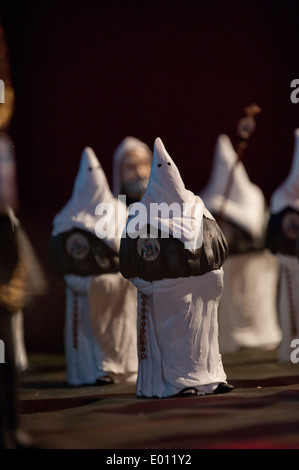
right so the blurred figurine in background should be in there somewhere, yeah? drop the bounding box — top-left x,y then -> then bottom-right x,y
266,129 -> 299,362
200,105 -> 282,354
112,136 -> 153,205
0,132 -> 46,449
50,147 -> 138,386
120,137 -> 232,398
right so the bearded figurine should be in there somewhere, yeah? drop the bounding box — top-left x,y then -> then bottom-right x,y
120,137 -> 233,398
266,129 -> 299,362
112,136 -> 152,206
50,147 -> 138,386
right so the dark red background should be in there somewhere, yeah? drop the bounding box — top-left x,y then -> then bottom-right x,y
0,0 -> 298,351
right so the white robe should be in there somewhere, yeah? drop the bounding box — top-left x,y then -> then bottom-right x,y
276,254 -> 299,362
64,273 -> 138,386
218,250 -> 282,354
88,272 -> 138,383
132,269 -> 227,398
64,274 -> 102,386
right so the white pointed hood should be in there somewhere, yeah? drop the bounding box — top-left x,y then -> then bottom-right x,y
112,136 -> 152,197
200,134 -> 266,239
142,137 -> 195,205
126,137 -> 205,250
52,147 -> 127,253
270,128 -> 299,213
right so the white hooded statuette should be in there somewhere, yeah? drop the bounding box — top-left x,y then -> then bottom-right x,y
52,146 -> 127,253
124,137 -> 230,398
270,128 -> 299,214
51,147 -> 138,386
200,134 -> 266,240
200,134 -> 281,354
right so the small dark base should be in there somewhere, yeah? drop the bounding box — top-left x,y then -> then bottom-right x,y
96,376 -> 114,386
179,382 -> 234,397
179,388 -> 198,397
214,382 -> 234,394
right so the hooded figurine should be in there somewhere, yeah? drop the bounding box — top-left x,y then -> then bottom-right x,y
266,129 -> 299,362
201,134 -> 267,250
51,147 -> 138,385
200,134 -> 282,354
120,137 -> 232,398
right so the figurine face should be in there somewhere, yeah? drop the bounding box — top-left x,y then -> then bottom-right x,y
121,147 -> 152,200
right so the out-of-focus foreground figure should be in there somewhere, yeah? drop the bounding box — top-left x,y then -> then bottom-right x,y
0,22 -> 46,448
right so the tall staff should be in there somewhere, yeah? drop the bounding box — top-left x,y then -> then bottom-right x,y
217,103 -> 261,224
